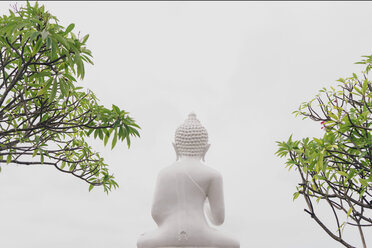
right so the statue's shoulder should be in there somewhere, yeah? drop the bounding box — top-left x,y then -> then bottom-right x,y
157,162 -> 178,176
196,164 -> 222,180
208,167 -> 222,179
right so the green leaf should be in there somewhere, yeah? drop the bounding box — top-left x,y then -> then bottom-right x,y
21,31 -> 33,44
362,79 -> 369,95
64,23 -> 75,34
32,38 -> 43,56
49,79 -> 58,102
74,52 -> 84,78
6,154 -> 12,164
104,133 -> 109,146
40,153 -> 44,164
347,169 -> 355,180
29,71 -> 51,81
316,151 -> 324,173
111,130 -> 118,149
29,31 -> 40,42
347,207 -> 353,217
46,37 -> 52,50
89,184 -> 94,192
293,192 -> 300,201
314,138 -> 323,146
85,129 -> 94,137
54,33 -> 69,49
126,135 -> 131,148
82,34 -> 89,44
37,78 -> 53,96
359,178 -> 368,187
130,126 -> 140,137
61,161 -> 66,170
355,87 -> 363,95
51,39 -> 57,59
337,171 -> 348,177
112,104 -> 120,115
64,73 -> 76,82
119,126 -> 124,139
59,79 -> 67,97
98,129 -> 103,140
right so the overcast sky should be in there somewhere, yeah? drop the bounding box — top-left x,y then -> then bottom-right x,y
1,1 -> 372,248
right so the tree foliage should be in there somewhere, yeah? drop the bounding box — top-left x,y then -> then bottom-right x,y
0,2 -> 140,193
276,56 -> 372,248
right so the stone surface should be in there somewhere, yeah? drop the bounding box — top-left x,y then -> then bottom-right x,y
137,114 -> 239,248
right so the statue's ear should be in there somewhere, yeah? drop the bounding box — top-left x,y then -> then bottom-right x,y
172,142 -> 179,161
202,144 -> 211,162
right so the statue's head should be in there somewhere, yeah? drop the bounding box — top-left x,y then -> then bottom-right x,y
173,113 -> 210,161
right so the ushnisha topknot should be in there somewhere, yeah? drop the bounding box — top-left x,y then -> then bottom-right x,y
174,113 -> 208,157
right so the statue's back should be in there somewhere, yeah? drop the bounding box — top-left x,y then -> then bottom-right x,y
151,160 -> 219,228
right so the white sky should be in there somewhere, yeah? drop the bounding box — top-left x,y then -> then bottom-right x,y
1,1 -> 372,247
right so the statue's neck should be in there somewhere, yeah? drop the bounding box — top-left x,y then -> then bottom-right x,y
179,156 -> 201,163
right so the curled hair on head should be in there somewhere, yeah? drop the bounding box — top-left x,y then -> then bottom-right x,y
174,113 -> 209,158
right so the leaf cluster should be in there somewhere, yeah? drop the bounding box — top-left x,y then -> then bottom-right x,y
0,2 -> 140,193
276,57 -> 372,247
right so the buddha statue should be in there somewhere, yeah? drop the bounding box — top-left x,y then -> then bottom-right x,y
137,113 -> 240,248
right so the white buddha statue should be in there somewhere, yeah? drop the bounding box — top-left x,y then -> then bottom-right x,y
137,113 -> 240,248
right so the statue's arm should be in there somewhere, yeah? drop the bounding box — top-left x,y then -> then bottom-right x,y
151,174 -> 162,225
205,173 -> 225,225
